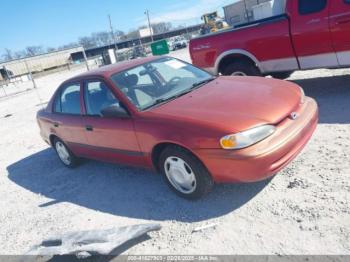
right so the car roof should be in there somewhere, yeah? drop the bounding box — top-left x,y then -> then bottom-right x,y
65,56 -> 165,83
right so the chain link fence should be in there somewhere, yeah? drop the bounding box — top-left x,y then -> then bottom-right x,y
0,47 -> 93,98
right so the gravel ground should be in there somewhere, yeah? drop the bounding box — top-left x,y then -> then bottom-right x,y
0,48 -> 349,255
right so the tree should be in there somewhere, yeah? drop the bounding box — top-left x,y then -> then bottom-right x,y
95,30 -> 125,46
126,29 -> 140,40
2,48 -> 14,62
25,46 -> 44,56
152,22 -> 172,34
57,42 -> 78,51
13,51 -> 27,59
92,31 -> 112,46
1,46 -> 46,62
115,30 -> 125,38
0,27 -> 130,63
78,36 -> 96,49
47,47 -> 56,53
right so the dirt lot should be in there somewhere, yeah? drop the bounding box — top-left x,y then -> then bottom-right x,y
0,48 -> 349,255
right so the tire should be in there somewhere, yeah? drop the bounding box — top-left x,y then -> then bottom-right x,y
270,71 -> 293,80
223,61 -> 261,76
53,137 -> 79,168
159,146 -> 214,200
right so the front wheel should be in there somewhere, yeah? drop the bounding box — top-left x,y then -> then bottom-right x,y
159,146 -> 214,200
223,61 -> 261,76
270,71 -> 293,79
54,138 -> 79,168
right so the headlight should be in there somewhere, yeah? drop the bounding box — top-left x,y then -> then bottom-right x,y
299,86 -> 305,104
220,125 -> 276,150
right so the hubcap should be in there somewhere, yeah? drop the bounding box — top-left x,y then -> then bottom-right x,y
164,156 -> 196,194
55,141 -> 71,165
231,71 -> 247,76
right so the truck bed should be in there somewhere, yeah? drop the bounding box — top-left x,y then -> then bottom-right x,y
190,14 -> 299,74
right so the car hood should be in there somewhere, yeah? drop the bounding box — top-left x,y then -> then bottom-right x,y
147,76 -> 302,132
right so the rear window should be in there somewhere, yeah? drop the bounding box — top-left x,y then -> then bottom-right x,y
299,0 -> 327,15
54,83 -> 81,115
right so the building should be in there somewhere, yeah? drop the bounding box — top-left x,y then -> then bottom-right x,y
1,25 -> 202,81
0,46 -> 84,80
223,0 -> 286,27
70,24 -> 202,64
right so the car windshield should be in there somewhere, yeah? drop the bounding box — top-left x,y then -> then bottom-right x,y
110,57 -> 215,110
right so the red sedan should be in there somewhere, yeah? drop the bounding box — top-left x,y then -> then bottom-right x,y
37,56 -> 318,199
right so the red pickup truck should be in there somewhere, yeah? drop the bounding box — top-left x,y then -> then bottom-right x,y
190,0 -> 350,78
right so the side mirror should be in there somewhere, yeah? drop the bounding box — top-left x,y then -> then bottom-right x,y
101,105 -> 130,118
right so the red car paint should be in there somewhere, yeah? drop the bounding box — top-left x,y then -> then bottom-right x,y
190,0 -> 350,75
37,56 -> 318,183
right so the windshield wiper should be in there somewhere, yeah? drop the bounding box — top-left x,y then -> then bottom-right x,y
154,89 -> 193,104
142,89 -> 193,110
191,77 -> 216,89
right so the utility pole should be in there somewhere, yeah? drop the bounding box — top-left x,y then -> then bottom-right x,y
184,23 -> 188,35
82,47 -> 90,71
108,14 -> 118,51
24,60 -> 43,106
24,60 -> 37,89
144,10 -> 154,42
243,0 -> 250,22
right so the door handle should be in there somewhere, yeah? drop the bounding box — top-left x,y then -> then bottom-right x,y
307,18 -> 320,25
85,125 -> 94,131
53,122 -> 59,127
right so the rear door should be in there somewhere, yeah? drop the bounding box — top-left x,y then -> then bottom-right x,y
290,0 -> 339,69
81,79 -> 145,166
50,82 -> 87,156
329,0 -> 350,66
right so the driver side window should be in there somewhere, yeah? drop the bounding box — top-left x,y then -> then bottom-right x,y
83,80 -> 120,116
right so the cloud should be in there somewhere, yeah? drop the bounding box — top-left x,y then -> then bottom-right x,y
137,0 -> 236,25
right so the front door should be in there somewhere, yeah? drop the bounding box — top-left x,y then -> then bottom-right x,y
290,0 -> 339,69
329,0 -> 350,66
81,79 -> 145,166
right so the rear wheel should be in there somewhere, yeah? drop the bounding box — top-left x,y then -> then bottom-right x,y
159,146 -> 214,200
223,61 -> 261,76
53,138 -> 79,168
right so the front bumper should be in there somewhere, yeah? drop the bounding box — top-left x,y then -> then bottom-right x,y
194,97 -> 319,183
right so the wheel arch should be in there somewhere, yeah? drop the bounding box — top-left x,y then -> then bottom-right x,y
215,49 -> 262,75
49,134 -> 59,147
151,142 -> 204,172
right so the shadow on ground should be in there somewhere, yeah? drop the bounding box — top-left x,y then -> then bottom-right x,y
292,74 -> 350,124
7,148 -> 270,222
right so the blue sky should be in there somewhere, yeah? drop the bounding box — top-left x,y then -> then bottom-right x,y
1,0 -> 235,53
